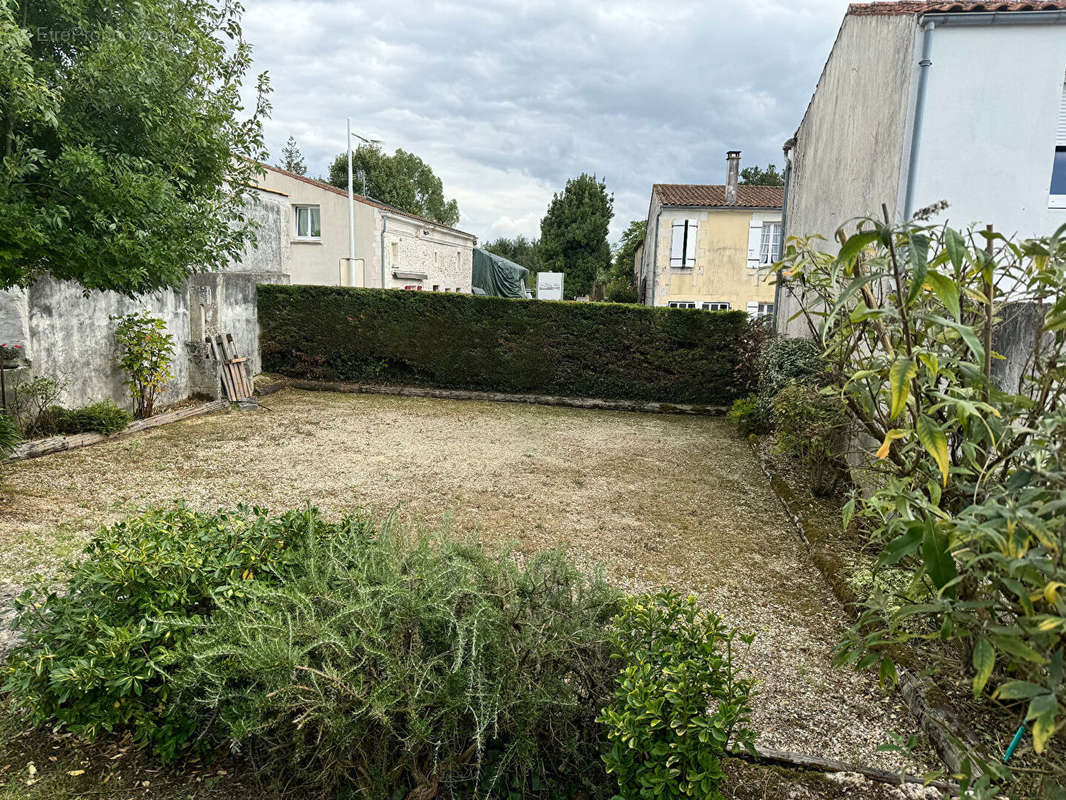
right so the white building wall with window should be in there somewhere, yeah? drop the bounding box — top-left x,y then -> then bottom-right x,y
910,23 -> 1066,236
255,164 -> 476,291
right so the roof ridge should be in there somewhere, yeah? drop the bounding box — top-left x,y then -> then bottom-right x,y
848,1 -> 1066,15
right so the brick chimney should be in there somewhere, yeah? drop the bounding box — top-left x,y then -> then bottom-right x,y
725,150 -> 741,204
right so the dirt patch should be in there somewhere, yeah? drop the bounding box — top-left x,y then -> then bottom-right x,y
0,388 -> 937,773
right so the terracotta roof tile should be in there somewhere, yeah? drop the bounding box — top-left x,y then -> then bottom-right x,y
653,184 -> 783,209
256,163 -> 477,240
848,1 -> 1066,15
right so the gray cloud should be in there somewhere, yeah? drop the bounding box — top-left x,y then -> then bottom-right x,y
241,0 -> 846,242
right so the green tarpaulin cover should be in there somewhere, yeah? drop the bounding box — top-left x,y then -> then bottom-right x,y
472,248 -> 530,298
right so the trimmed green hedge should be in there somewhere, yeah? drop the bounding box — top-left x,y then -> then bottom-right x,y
258,286 -> 752,405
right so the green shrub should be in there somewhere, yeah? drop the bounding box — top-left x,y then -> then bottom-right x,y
258,285 -> 753,405
757,337 -> 825,399
771,382 -> 850,496
599,591 -> 756,800
0,413 -> 19,459
40,401 -> 133,436
112,311 -> 175,418
9,375 -> 65,436
1,506 -> 316,761
726,395 -> 770,436
174,522 -> 622,798
778,217 -> 1066,795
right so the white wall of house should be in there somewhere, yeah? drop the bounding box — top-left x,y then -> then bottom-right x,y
911,21 -> 1066,239
256,165 -> 476,292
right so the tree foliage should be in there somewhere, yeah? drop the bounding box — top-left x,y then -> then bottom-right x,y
539,173 -> 613,299
596,219 -> 645,303
0,0 -> 270,294
483,234 -> 543,273
777,216 -> 1066,795
739,164 -> 784,186
327,144 -> 460,227
278,135 -> 306,175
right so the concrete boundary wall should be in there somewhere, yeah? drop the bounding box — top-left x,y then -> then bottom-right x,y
0,192 -> 289,411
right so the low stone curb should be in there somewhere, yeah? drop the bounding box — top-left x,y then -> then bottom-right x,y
730,745 -> 960,796
280,378 -> 730,416
9,399 -> 230,461
748,436 -> 980,780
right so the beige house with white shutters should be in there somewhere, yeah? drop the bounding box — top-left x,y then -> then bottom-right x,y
637,151 -> 783,318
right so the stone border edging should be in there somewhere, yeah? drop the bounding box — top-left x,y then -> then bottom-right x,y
9,399 -> 230,461
730,745 -> 960,796
748,435 -> 981,780
279,378 -> 729,416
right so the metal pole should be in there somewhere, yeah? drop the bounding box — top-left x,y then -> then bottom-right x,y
346,117 -> 356,287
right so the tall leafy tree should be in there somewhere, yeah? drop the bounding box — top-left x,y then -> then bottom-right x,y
327,144 -> 459,227
739,163 -> 784,186
279,136 -> 306,175
0,0 -> 270,294
538,174 -> 613,299
598,219 -> 646,303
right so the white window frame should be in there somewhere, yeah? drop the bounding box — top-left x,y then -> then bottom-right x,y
759,221 -> 782,265
294,205 -> 321,240
1051,71 -> 1066,209
667,300 -> 698,309
701,301 -> 731,311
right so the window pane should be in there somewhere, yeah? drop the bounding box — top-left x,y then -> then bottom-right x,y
310,207 -> 321,237
296,207 -> 308,237
1052,148 -> 1066,195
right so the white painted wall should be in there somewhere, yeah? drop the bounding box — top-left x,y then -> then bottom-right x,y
913,22 -> 1066,238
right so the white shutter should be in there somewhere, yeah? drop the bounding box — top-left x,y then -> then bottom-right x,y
685,219 -> 698,267
670,222 -> 685,266
1057,75 -> 1066,146
746,301 -> 759,318
747,219 -> 763,266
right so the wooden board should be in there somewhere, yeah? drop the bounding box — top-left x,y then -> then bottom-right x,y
11,400 -> 228,461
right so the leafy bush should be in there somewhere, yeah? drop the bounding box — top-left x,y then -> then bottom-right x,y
599,591 -> 755,800
0,413 -> 19,460
175,522 -> 621,798
112,311 -> 175,418
757,336 -> 826,399
771,382 -> 850,496
735,315 -> 774,396
9,375 -> 65,436
2,506 -> 313,761
726,395 -> 770,436
258,285 -> 753,405
777,217 -> 1066,793
39,401 -> 133,436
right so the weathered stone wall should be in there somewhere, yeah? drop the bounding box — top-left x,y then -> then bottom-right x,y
0,191 -> 289,411
780,12 -> 918,336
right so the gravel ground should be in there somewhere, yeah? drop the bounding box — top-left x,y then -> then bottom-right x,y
0,388 -> 937,774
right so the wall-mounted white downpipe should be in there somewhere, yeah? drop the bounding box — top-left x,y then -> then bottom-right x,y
903,19 -> 936,220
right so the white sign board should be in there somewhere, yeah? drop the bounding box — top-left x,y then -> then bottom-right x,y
537,272 -> 564,301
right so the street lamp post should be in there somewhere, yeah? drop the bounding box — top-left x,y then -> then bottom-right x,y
345,119 -> 381,288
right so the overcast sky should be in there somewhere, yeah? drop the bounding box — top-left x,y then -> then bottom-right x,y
241,0 -> 848,243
